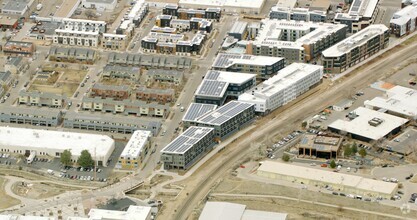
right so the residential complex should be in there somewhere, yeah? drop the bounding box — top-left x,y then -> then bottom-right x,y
390,5 -> 417,37
18,90 -> 66,108
162,4 -> 221,21
102,33 -> 129,50
108,53 -> 192,69
182,103 -> 217,129
322,24 -> 389,74
117,130 -> 152,169
0,107 -> 63,127
5,57 -> 29,74
82,0 -> 117,11
53,19 -> 107,47
91,84 -> 130,100
269,7 -> 327,22
145,69 -> 184,85
238,63 -> 323,113
3,41 -> 35,57
103,65 -> 140,81
160,126 -> 215,170
334,0 -> 380,33
178,0 -> 265,14
49,47 -> 97,64
135,87 -> 175,104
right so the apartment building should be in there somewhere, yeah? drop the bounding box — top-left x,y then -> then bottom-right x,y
0,107 -> 62,127
322,24 -> 389,74
238,63 -> 323,113
182,103 -> 217,129
4,57 -> 29,74
61,18 -> 107,33
53,19 -> 107,47
390,5 -> 417,37
3,41 -> 35,57
334,0 -> 380,33
269,7 -> 327,22
128,0 -> 149,26
49,47 -> 97,64
212,53 -> 285,79
63,111 -> 161,135
102,65 -> 140,81
160,126 -> 215,170
135,87 -> 175,104
108,52 -> 192,69
162,4 -> 221,21
145,69 -> 184,85
102,33 -> 129,50
81,97 -> 169,118
18,90 -> 66,108
91,84 -> 130,100
117,130 -> 152,169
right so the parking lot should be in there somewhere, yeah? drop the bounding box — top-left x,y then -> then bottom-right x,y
383,127 -> 417,156
385,63 -> 417,89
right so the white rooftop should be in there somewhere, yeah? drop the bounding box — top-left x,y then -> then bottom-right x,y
322,24 -> 388,57
213,53 -> 284,68
364,85 -> 417,119
0,126 -> 114,160
348,0 -> 379,18
179,0 -> 265,10
258,161 -> 398,195
120,130 -> 151,159
328,107 -> 409,141
88,205 -> 151,220
0,215 -> 54,220
276,0 -> 297,9
390,5 -> 417,26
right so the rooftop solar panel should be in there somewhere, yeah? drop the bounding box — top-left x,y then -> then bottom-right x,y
160,126 -> 214,154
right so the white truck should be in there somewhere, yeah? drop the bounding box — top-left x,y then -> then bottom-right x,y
26,151 -> 36,164
47,169 -> 54,175
36,4 -> 42,11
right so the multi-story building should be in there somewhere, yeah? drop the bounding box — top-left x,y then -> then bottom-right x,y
194,70 -> 257,105
53,19 -> 106,47
81,97 -> 169,118
238,63 -> 323,113
322,24 -> 389,74
82,0 -> 117,11
178,0 -> 263,14
0,107 -> 62,127
162,4 -> 221,21
101,33 -> 129,50
5,57 -> 29,74
135,87 -> 175,104
228,21 -> 248,40
160,126 -> 215,170
182,103 -> 217,129
102,65 -> 140,81
156,15 -> 173,27
49,47 -> 97,64
63,111 -> 161,135
127,0 -> 149,26
0,0 -> 34,16
390,5 -> 417,37
18,90 -> 66,108
334,0 -> 380,33
151,26 -> 177,34
107,52 -> 192,69
269,7 -> 327,22
117,130 -> 152,169
145,69 -> 184,85
196,101 -> 255,139
298,134 -> 342,159
3,41 -> 35,57
91,84 -> 130,100
212,53 -> 285,79
60,18 -> 107,33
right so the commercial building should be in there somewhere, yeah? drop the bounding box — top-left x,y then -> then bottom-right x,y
91,84 -> 130,100
246,19 -> 347,62
103,65 -> 140,81
195,101 -> 255,139
18,90 -> 66,108
390,5 -> 417,37
0,106 -> 62,127
194,70 -> 257,105
269,7 -> 327,23
212,53 -> 285,79
135,87 -> 175,104
298,134 -> 342,159
0,0 -> 34,16
145,69 -> 184,85
364,85 -> 417,120
328,107 -> 409,142
182,103 -> 217,129
163,4 -> 221,21
49,47 -> 97,64
179,0 -> 265,14
297,0 -> 331,11
3,41 -> 35,57
333,98 -> 354,112
160,126 -> 215,170
257,161 -> 398,199
63,111 -> 161,135
108,53 -> 192,69
0,126 -> 114,166
82,0 -> 117,11
228,21 -> 248,40
68,205 -> 152,220
0,16 -> 18,30
199,202 -> 288,220
322,24 -> 389,74
117,130 -> 152,169
102,33 -> 129,50
4,57 -> 29,74
275,0 -> 297,9
238,63 -> 323,113
29,20 -> 61,40
334,0 -> 380,33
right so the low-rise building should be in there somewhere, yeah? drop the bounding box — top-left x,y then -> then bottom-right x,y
81,205 -> 152,220
0,106 -> 62,127
390,5 -> 417,37
0,71 -> 14,87
182,103 -> 217,129
3,41 -> 35,57
103,65 -> 140,81
160,126 -> 215,170
298,134 -> 342,159
0,0 -> 34,16
18,90 -> 66,108
108,53 -> 192,69
82,0 -> 117,11
228,21 -> 248,40
334,0 -> 380,33
269,7 -> 327,22
135,87 -> 175,104
322,24 -> 389,74
91,84 -> 130,100
49,47 -> 97,64
145,69 -> 184,85
53,18 -> 106,47
162,4 -> 221,21
117,130 -> 152,169
4,57 -> 29,74
102,33 -> 129,50
333,99 -> 354,112
199,202 -> 288,220
128,0 -> 149,26
238,63 -> 323,114
0,215 -> 54,220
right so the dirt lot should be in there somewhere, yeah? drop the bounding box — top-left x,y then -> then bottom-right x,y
0,177 -> 21,209
12,181 -> 78,200
150,175 -> 173,186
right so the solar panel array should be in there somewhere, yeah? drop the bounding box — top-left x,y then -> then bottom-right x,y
161,126 -> 214,154
196,80 -> 228,97
197,101 -> 254,125
350,0 -> 363,13
183,103 -> 218,122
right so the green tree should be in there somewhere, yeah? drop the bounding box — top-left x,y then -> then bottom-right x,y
359,148 -> 367,158
330,160 -> 336,169
301,121 -> 307,128
60,149 -> 72,166
344,147 -> 352,157
351,142 -> 358,154
282,154 -> 290,162
77,150 -> 94,167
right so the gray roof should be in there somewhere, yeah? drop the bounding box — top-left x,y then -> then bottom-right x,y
6,57 -> 24,66
19,89 -> 66,99
0,71 -> 12,82
82,97 -> 169,110
4,41 -> 33,48
108,52 -> 192,68
229,21 -> 248,35
0,106 -> 61,117
2,0 -> 30,12
64,111 -> 161,127
92,83 -> 130,91
196,101 -> 254,126
103,65 -> 140,74
146,69 -> 183,78
195,80 -> 228,98
160,126 -> 214,154
135,87 -> 174,95
85,0 -> 115,3
182,103 -> 217,122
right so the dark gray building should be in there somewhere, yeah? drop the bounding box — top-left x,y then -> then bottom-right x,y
269,7 -> 327,23
0,107 -> 62,127
228,21 -> 248,40
182,103 -> 217,129
107,53 -> 192,69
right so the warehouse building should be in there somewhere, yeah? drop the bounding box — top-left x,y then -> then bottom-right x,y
257,161 -> 398,199
0,107 -> 62,127
82,0 -> 117,11
238,63 -> 323,114
390,5 -> 417,37
160,126 -> 215,170
117,130 -> 152,169
322,24 -> 389,74
182,103 -> 217,129
0,0 -> 34,16
269,7 -> 327,23
298,134 -> 342,159
68,205 -> 152,220
0,126 -> 115,166
194,70 -> 257,105
199,202 -> 288,220
328,107 -> 409,142
228,21 -> 248,40
108,53 -> 192,69
334,0 -> 380,33
364,85 -> 417,120
212,53 -> 285,79
178,0 -> 264,14
196,101 -> 255,139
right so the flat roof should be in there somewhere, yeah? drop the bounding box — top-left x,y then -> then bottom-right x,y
0,215 -> 54,220
160,126 -> 214,154
0,16 -> 18,26
391,5 -> 417,26
183,103 -> 217,122
276,0 -> 297,9
364,85 -> 417,118
128,0 -> 146,19
299,134 -> 341,152
229,21 -> 248,35
348,0 -> 379,18
199,202 -> 246,220
64,111 -> 161,127
322,24 -> 388,57
119,130 -> 151,159
242,210 -> 288,220
0,106 -> 61,118
179,0 -> 265,10
88,205 -> 151,220
0,126 -> 114,159
196,101 -> 254,126
328,107 -> 409,141
1,0 -> 30,12
213,53 -> 284,69
258,161 -> 398,195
